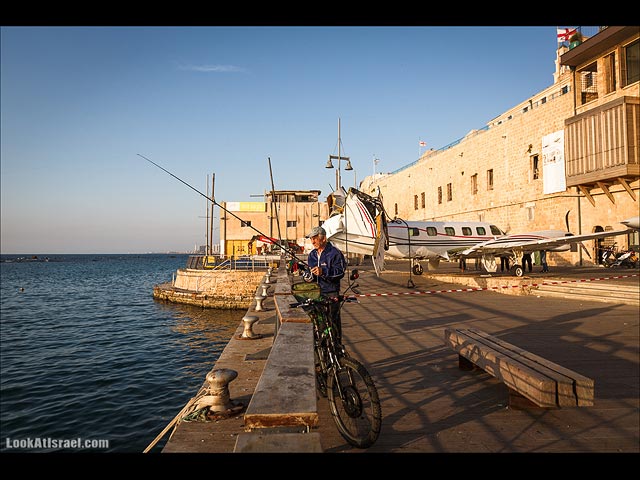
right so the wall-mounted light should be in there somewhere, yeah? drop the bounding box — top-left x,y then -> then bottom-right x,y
459,152 -> 464,157
527,144 -> 533,153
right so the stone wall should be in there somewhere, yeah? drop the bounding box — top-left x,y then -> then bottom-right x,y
365,76 -> 638,266
153,269 -> 265,309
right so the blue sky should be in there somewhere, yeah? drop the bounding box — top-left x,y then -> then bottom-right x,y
1,26 -> 569,253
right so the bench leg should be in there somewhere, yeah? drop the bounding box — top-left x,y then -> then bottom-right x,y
458,355 -> 475,371
508,388 -> 553,410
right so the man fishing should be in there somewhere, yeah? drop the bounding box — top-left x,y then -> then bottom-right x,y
302,226 -> 347,342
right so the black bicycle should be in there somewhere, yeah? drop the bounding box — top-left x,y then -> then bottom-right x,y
291,270 -> 382,449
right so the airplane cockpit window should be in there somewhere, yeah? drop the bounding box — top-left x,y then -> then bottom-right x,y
490,225 -> 503,235
426,227 -> 437,236
476,226 -> 487,235
462,227 -> 472,236
445,227 -> 455,236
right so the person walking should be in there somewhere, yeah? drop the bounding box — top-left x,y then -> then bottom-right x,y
302,226 -> 347,342
540,250 -> 549,273
459,258 -> 467,272
522,252 -> 533,273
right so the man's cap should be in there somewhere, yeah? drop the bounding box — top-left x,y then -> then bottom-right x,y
306,226 -> 326,238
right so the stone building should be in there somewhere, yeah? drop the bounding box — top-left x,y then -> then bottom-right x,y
219,190 -> 329,256
361,26 -> 639,266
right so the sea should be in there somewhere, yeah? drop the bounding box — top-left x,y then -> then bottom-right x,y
0,253 -> 245,454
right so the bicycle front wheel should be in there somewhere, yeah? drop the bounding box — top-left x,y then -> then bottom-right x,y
327,357 -> 382,448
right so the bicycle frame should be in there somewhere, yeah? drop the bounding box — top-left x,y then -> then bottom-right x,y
291,269 -> 382,448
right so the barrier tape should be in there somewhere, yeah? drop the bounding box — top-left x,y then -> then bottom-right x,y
354,273 -> 639,297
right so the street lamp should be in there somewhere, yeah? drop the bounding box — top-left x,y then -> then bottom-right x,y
325,118 -> 353,192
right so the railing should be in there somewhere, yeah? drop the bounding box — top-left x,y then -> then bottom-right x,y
186,254 -> 278,271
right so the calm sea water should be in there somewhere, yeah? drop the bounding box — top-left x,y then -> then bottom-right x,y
0,254 -> 245,453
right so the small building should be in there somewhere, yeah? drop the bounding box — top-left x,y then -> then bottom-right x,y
219,190 -> 330,257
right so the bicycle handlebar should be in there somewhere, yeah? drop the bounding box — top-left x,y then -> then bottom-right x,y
290,294 -> 358,309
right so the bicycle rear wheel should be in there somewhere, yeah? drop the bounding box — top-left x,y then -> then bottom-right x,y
327,356 -> 382,448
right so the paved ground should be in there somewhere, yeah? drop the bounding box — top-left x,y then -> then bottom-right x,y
313,260 -> 639,457
157,259 -> 638,464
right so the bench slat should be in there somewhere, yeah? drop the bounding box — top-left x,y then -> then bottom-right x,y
466,328 -> 594,406
445,328 -> 558,407
462,329 -> 578,407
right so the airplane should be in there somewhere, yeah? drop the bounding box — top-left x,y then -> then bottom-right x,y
321,187 -> 637,278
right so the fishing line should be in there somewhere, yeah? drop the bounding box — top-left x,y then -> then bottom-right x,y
136,153 -> 309,267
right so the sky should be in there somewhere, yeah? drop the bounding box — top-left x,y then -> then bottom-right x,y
1,25 -> 572,254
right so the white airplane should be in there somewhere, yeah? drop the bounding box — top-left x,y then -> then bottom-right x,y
322,187 -> 637,277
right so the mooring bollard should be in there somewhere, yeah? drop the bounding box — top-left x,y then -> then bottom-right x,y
240,315 -> 261,339
255,294 -> 265,311
204,368 -> 238,412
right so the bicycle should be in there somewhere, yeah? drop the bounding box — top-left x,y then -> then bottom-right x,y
290,269 -> 382,449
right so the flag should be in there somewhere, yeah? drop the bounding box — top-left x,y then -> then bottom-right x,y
419,141 -> 426,147
557,27 -> 577,43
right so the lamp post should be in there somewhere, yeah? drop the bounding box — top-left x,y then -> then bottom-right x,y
325,118 -> 353,191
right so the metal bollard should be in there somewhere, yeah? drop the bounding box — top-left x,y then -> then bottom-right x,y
240,315 -> 261,339
204,368 -> 238,412
264,272 -> 271,284
261,284 -> 269,297
255,294 -> 265,311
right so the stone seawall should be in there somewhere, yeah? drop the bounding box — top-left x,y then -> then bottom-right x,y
153,268 -> 265,309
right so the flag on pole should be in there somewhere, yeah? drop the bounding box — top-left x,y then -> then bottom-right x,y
557,27 -> 577,43
419,141 -> 426,147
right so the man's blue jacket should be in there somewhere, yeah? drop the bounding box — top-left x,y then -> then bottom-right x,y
306,242 -> 346,296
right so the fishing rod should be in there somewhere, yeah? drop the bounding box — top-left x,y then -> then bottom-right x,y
136,153 -> 310,267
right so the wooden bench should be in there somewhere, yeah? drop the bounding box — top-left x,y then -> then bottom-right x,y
444,327 -> 594,408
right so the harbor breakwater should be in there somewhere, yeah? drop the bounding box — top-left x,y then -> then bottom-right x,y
157,257 -> 323,453
153,268 -> 266,309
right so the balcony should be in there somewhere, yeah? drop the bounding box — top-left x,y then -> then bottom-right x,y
565,96 -> 639,205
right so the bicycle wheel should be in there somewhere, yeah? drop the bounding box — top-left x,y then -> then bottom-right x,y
327,356 -> 382,448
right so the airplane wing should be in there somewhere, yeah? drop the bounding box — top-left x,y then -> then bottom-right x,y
458,228 -> 632,257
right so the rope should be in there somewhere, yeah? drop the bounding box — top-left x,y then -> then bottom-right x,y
143,385 -> 210,453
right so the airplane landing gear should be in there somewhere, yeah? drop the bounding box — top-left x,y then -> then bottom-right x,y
412,263 -> 424,276
511,264 -> 524,277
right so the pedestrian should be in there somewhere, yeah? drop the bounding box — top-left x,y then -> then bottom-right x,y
302,226 -> 347,342
459,258 -> 467,272
540,250 -> 549,272
500,255 -> 510,272
522,252 -> 533,273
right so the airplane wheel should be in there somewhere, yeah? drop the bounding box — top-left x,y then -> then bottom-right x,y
412,263 -> 424,275
512,265 -> 524,277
